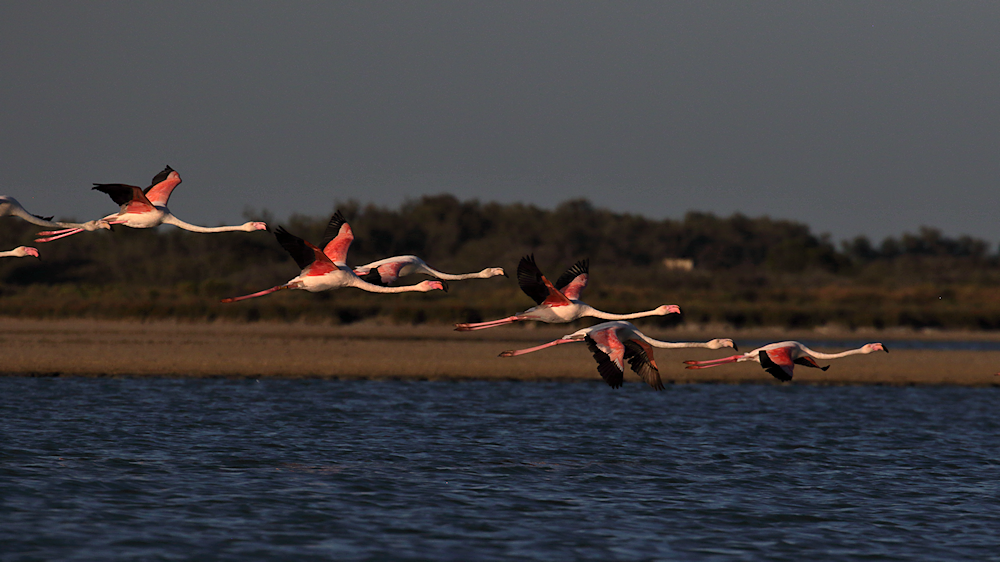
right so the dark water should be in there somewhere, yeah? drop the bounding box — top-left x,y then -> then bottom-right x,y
2,378 -> 999,561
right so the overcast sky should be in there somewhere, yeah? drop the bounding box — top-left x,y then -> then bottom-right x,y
2,2 -> 998,243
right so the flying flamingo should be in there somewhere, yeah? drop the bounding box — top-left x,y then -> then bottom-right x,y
221,212 -> 447,302
499,320 -> 736,390
454,255 -> 680,331
0,246 -> 39,259
683,341 -> 889,381
353,255 -> 505,286
34,166 -> 266,242
0,196 -> 109,232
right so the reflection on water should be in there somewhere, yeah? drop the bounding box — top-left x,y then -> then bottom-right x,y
2,378 -> 999,561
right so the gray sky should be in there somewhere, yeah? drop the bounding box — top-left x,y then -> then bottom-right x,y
2,2 -> 998,243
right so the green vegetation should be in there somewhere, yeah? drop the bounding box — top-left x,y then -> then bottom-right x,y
2,195 -> 999,330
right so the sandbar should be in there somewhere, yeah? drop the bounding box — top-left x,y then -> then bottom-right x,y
3,318 -> 999,386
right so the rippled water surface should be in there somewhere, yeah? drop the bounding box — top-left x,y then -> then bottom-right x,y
2,378 -> 999,561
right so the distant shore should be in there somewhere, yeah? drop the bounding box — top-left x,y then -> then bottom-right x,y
3,318 -> 999,386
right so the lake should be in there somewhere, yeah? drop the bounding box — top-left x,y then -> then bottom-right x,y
2,378 -> 999,561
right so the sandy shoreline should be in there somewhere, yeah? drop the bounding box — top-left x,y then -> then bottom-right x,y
3,318 -> 999,386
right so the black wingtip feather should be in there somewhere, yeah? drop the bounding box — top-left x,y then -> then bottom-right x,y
516,254 -> 550,305
758,351 -> 793,382
320,210 -> 348,250
624,340 -> 664,390
554,258 -> 589,291
358,269 -> 385,286
586,336 -> 624,389
274,225 -> 315,270
92,183 -> 141,207
144,165 -> 176,192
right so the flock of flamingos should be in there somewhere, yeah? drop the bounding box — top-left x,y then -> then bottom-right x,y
4,166 -> 888,390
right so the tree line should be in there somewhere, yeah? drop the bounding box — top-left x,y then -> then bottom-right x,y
0,194 -> 998,330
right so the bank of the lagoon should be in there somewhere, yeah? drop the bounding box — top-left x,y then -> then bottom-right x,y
2,318 -> 999,385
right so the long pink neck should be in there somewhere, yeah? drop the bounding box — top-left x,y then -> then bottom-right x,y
798,346 -> 872,360
586,306 -> 663,321
162,214 -> 249,233
349,278 -> 433,293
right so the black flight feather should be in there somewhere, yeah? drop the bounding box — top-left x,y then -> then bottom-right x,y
585,335 -> 624,389
554,259 -> 589,292
758,351 -> 793,382
794,357 -> 830,371
32,214 -> 53,221
358,269 -> 385,286
623,340 -> 664,391
516,254 -> 551,306
274,226 -> 317,270
320,211 -> 347,251
143,165 -> 175,193
92,183 -> 142,207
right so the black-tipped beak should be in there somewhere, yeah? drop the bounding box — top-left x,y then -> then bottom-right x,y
883,345 -> 889,353
502,271 -> 509,278
441,281 -> 449,293
732,343 -> 739,352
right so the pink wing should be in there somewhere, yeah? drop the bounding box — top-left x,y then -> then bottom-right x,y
759,346 -> 795,381
92,184 -> 156,214
323,223 -> 353,264
554,259 -> 589,300
586,327 -> 626,388
304,246 -> 338,277
560,274 -> 588,300
353,261 -> 407,285
143,166 -> 181,206
539,275 -> 572,307
376,261 -> 407,285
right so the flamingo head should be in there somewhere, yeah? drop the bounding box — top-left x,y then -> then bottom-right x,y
419,280 -> 448,292
243,221 -> 268,232
864,342 -> 889,353
481,267 -> 507,278
656,304 -> 682,315
707,338 -> 737,351
17,246 -> 39,258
